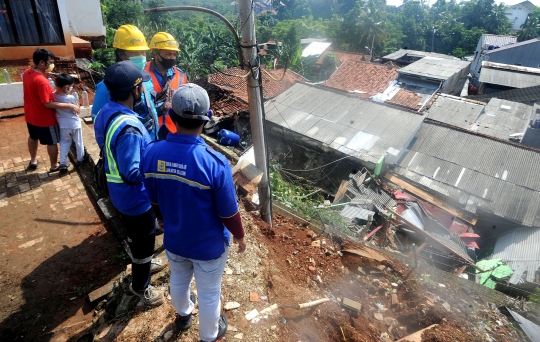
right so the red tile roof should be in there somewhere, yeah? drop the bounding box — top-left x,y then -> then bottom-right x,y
207,66 -> 305,102
325,59 -> 399,95
388,88 -> 423,111
193,79 -> 249,117
194,66 -> 304,116
316,49 -> 369,66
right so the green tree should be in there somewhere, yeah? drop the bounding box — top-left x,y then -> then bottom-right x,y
518,8 -> 540,41
101,0 -> 144,29
145,0 -> 172,30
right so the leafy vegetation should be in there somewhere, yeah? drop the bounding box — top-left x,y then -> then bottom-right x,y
96,0 -> 520,82
270,167 -> 349,234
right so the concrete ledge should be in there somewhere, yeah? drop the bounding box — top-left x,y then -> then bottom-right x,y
0,82 -> 23,109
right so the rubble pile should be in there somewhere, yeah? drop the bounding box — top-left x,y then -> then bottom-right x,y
87,207 -> 532,341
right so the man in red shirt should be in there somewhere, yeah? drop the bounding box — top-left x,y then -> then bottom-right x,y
24,49 -> 80,172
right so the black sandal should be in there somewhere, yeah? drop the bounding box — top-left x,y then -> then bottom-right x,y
28,161 -> 38,169
49,165 -> 60,172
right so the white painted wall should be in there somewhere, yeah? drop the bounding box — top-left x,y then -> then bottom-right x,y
0,83 -> 23,109
506,7 -> 530,31
64,0 -> 105,37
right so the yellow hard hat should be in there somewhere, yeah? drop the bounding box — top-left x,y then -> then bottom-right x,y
113,25 -> 149,51
149,32 -> 180,51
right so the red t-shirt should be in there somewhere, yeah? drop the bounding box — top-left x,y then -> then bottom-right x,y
23,69 -> 57,127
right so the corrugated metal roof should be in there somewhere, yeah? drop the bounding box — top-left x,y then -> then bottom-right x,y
492,227 -> 540,283
426,96 -> 531,140
265,83 -> 424,164
398,58 -> 471,81
479,67 -> 540,88
395,121 -> 540,227
427,96 -> 485,129
340,205 -> 374,220
481,34 -> 517,49
486,38 -> 540,54
301,42 -> 332,57
466,84 -> 540,105
382,49 -> 460,61
507,309 -> 540,341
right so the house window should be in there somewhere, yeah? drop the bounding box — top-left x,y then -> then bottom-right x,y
0,0 -> 64,46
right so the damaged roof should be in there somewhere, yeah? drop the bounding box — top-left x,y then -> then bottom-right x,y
426,95 -> 531,140
492,227 -> 540,283
398,58 -> 471,81
265,83 -> 424,164
394,120 -> 540,227
316,49 -> 369,66
205,66 -> 305,102
324,60 -> 399,97
193,79 -> 248,115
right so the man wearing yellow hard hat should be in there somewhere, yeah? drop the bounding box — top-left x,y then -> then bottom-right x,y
92,25 -> 159,140
144,32 -> 188,139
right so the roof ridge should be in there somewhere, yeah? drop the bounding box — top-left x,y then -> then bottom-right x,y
424,118 -> 540,153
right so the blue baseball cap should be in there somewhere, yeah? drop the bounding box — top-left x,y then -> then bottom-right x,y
104,61 -> 150,91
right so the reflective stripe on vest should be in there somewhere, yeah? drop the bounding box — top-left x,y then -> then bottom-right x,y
144,62 -> 188,135
144,62 -> 187,93
104,115 -> 143,184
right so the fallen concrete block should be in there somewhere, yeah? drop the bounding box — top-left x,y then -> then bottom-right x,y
342,298 -> 362,312
391,294 -> 398,305
224,301 -> 241,311
374,312 -> 384,321
245,309 -> 259,321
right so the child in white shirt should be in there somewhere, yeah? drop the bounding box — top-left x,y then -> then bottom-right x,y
54,73 -> 84,173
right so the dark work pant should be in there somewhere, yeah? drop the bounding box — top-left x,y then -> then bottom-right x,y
122,208 -> 156,292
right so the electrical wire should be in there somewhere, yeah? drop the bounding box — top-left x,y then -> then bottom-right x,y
210,65 -> 252,78
279,155 -> 353,172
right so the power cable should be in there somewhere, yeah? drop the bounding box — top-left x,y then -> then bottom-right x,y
239,0 -> 254,44
279,155 -> 353,172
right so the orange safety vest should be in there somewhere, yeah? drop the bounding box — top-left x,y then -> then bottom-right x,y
144,61 -> 188,134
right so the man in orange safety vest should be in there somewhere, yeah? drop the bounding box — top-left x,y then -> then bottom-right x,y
145,32 -> 188,139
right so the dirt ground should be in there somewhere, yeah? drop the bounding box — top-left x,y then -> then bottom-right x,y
0,116 -> 125,341
88,209 -> 526,342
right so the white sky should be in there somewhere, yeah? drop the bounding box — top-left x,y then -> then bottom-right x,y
387,0 -> 540,8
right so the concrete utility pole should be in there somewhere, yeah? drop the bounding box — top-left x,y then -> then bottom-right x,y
238,0 -> 273,227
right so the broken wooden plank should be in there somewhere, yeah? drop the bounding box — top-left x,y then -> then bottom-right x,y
341,247 -> 387,262
88,281 -> 115,303
384,173 -> 477,225
396,324 -> 438,342
364,225 -> 383,241
333,180 -> 349,203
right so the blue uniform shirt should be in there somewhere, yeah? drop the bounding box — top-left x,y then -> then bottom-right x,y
94,101 -> 152,216
92,79 -> 158,140
142,133 -> 238,260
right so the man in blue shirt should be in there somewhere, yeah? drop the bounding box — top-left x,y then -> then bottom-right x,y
92,24 -> 159,140
94,61 -> 165,306
142,84 -> 246,341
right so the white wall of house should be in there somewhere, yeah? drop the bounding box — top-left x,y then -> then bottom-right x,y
0,83 -> 23,110
64,0 -> 105,37
506,6 -> 530,31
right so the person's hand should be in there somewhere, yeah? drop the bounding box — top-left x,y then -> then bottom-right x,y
233,236 -> 246,253
71,104 -> 80,114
